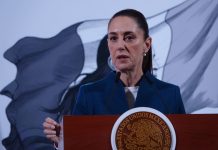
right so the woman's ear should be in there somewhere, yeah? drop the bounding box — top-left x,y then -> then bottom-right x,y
144,37 -> 152,53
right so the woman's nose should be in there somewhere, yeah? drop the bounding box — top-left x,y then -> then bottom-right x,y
116,39 -> 125,51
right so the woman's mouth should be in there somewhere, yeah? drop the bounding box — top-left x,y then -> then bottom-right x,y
117,55 -> 129,59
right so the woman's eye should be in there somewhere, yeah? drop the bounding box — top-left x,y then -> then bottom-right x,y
124,36 -> 135,42
109,36 -> 117,42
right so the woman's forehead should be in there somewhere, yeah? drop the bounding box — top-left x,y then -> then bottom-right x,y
109,16 -> 137,28
108,16 -> 143,34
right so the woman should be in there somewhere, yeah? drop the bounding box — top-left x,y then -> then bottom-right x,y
43,8 -> 185,144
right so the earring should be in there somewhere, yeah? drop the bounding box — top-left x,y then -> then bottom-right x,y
144,52 -> 146,56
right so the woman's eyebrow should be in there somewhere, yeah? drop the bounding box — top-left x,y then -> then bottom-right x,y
123,31 -> 134,35
108,32 -> 117,35
108,31 -> 134,36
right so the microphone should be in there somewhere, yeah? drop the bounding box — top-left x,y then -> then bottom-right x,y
55,124 -> 61,137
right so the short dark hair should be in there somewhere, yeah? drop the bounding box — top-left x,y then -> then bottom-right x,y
108,9 -> 152,74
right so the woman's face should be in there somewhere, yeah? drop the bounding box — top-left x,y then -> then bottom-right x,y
108,16 -> 151,73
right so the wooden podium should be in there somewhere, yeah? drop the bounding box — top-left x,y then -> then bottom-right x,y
63,115 -> 218,150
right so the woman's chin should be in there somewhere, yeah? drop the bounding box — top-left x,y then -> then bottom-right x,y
115,64 -> 133,72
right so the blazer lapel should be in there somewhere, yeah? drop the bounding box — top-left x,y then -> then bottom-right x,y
104,72 -> 129,114
104,72 -> 168,114
134,72 -> 168,113
135,75 -> 155,107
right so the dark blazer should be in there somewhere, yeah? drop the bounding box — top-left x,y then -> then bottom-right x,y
72,71 -> 185,115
